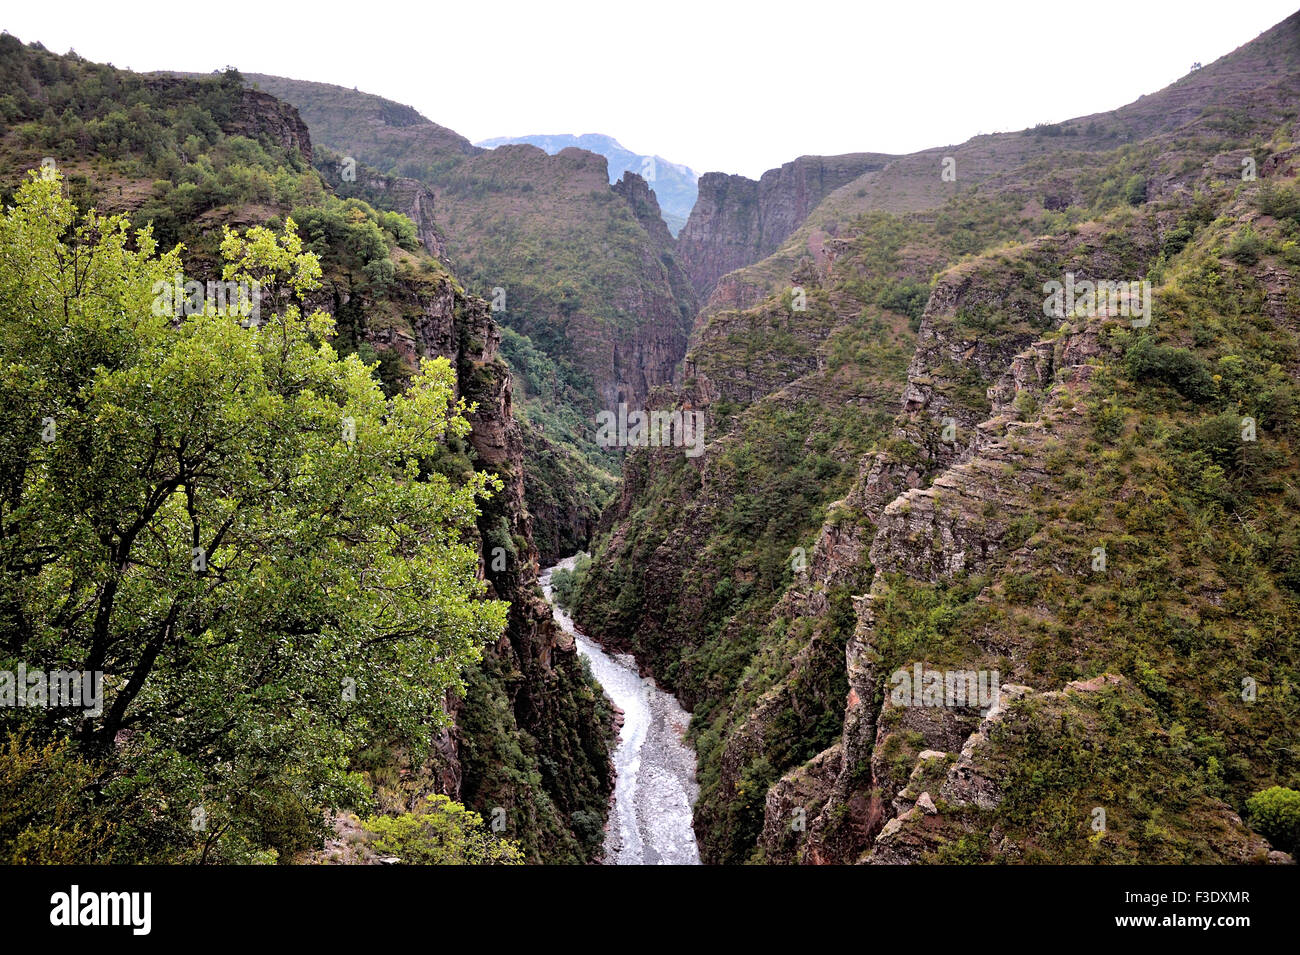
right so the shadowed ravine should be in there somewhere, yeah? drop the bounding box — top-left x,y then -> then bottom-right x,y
541,557 -> 701,865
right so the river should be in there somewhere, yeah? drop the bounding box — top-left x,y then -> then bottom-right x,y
540,557 -> 701,865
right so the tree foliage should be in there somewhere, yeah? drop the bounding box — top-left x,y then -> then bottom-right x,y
1246,786 -> 1300,855
363,794 -> 523,865
0,174 -> 507,862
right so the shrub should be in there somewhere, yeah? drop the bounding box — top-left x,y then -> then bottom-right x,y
0,732 -> 116,864
1124,337 -> 1216,403
1227,226 -> 1264,265
1162,222 -> 1194,258
364,794 -> 524,864
1257,181 -> 1300,222
1123,174 -> 1148,206
1245,787 -> 1300,855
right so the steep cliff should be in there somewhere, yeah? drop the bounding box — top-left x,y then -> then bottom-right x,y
414,283 -> 615,864
793,176 -> 1300,864
677,152 -> 895,299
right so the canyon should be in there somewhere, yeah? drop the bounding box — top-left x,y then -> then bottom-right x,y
2,7 -> 1298,867
256,13 -> 1300,863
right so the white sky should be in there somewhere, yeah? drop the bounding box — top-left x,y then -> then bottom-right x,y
4,0 -> 1297,179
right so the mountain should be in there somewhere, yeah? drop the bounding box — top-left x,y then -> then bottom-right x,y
476,132 -> 699,236
568,10 -> 1300,863
676,152 -> 896,299
243,75 -> 701,563
0,37 -> 612,864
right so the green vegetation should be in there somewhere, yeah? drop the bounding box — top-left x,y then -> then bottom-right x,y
870,179 -> 1300,862
548,553 -> 591,610
1246,786 -> 1300,855
364,795 -> 524,865
0,176 -> 503,863
0,39 -> 614,865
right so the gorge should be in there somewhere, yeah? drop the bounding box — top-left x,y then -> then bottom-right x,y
542,558 -> 699,865
0,6 -> 1298,870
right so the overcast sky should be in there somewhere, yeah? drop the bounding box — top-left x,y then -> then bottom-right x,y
5,1 -> 1297,179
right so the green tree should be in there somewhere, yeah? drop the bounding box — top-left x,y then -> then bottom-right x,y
364,794 -> 524,864
0,174 -> 507,862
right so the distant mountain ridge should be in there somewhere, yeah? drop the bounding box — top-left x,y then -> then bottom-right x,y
476,132 -> 698,235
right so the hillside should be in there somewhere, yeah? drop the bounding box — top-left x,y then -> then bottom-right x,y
0,37 -> 612,864
476,132 -> 698,236
569,11 -> 1300,863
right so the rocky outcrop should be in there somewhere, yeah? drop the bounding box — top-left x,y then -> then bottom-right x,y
677,153 -> 894,298
338,267 -> 612,863
315,156 -> 448,263
868,679 -> 1284,865
227,88 -> 313,163
677,172 -> 759,300
610,172 -> 699,403
756,208 -> 1170,863
481,133 -> 699,235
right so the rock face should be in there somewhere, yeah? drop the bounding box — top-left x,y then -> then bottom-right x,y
354,170 -> 447,261
783,217 -> 1165,863
677,173 -> 759,301
227,88 -> 313,163
477,132 -> 699,236
610,172 -> 700,402
346,228 -> 615,865
677,153 -> 894,298
239,109 -> 614,863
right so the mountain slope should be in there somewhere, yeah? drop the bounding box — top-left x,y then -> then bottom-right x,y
0,38 -> 612,864
476,132 -> 698,236
571,11 -> 1300,863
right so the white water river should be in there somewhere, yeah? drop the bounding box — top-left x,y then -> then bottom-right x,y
541,557 -> 700,865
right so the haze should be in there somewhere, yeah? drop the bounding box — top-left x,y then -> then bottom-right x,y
4,0 -> 1297,178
